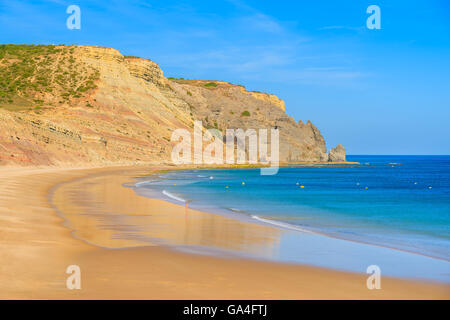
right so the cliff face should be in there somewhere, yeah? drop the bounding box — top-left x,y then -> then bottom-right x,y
0,45 -> 345,166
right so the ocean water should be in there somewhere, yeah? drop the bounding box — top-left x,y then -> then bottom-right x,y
134,155 -> 450,280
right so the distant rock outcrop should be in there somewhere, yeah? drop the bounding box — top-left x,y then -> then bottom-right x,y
0,44 -> 346,166
328,144 -> 346,162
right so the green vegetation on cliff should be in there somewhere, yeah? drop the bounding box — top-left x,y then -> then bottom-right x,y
0,44 -> 99,111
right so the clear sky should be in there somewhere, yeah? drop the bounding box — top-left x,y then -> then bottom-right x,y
1,0 -> 449,154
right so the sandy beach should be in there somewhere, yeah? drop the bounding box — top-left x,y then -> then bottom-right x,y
0,165 -> 449,299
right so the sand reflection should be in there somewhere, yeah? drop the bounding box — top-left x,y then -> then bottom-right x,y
51,170 -> 282,257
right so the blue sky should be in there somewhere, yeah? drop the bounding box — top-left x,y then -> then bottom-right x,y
1,0 -> 449,154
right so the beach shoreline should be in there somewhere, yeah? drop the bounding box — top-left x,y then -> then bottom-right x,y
0,165 -> 449,299
131,166 -> 450,282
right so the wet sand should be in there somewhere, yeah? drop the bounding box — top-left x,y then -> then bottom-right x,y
0,165 -> 448,299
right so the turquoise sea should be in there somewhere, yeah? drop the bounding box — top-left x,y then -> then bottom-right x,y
134,156 -> 450,281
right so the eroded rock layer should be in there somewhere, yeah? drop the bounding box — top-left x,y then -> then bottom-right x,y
0,45 -> 345,166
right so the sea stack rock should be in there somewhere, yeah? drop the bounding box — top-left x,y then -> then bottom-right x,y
328,144 -> 346,162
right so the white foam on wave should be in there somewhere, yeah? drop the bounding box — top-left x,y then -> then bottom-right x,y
162,190 -> 187,203
135,180 -> 153,187
251,215 -> 314,234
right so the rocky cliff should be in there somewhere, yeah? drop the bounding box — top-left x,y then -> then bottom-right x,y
0,45 -> 345,166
